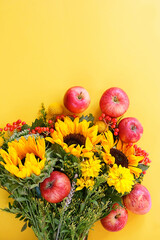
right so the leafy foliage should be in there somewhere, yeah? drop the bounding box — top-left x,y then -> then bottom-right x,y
79,114 -> 94,125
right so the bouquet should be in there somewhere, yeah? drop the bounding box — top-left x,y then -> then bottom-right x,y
0,86 -> 151,240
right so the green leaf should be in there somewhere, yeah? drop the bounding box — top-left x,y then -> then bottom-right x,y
51,143 -> 66,158
15,197 -> 27,202
21,124 -> 30,131
79,114 -> 94,124
15,213 -> 22,218
138,164 -> 149,172
8,202 -> 12,209
54,218 -> 60,225
91,200 -> 98,206
31,118 -> 45,130
21,222 -> 27,232
29,183 -> 39,189
80,202 -> 85,213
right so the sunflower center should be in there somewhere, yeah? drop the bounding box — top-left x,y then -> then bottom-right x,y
64,134 -> 86,147
110,148 -> 128,168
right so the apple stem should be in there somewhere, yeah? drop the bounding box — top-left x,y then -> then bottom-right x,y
131,125 -> 137,131
78,92 -> 83,100
113,96 -> 119,103
115,213 -> 121,219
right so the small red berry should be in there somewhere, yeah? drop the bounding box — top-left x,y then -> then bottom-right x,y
99,116 -> 103,121
46,127 -> 49,132
10,127 -> 14,131
13,122 -> 17,125
134,144 -> 137,149
35,127 -> 40,131
112,118 -> 117,123
4,127 -> 8,131
22,121 -> 26,125
105,115 -> 108,119
50,128 -> 54,133
48,120 -> 53,124
17,119 -> 22,124
101,113 -> 106,118
114,128 -> 119,132
114,132 -> 118,136
17,126 -> 21,131
13,125 -> 17,129
142,171 -> 146,175
128,143 -> 133,147
6,123 -> 11,127
32,129 -> 36,134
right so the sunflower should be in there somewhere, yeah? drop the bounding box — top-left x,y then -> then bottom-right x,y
46,116 -> 102,157
0,136 -> 46,179
107,164 -> 134,194
102,131 -> 143,177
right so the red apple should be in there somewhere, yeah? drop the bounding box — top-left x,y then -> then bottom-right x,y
118,117 -> 143,143
123,184 -> 151,215
40,171 -> 71,203
64,86 -> 90,113
100,87 -> 129,117
101,203 -> 128,232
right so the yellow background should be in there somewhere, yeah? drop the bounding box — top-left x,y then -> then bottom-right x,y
0,0 -> 160,239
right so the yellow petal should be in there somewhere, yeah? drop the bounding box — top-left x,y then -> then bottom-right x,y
5,164 -> 19,175
25,153 -> 38,166
85,137 -> 93,151
64,117 -> 75,134
103,153 -> 115,165
8,146 -> 19,165
105,131 -> 114,148
0,149 -> 12,165
117,139 -> 123,151
128,155 -> 143,166
82,151 -> 94,158
57,120 -> 69,136
129,166 -> 142,177
125,145 -> 135,156
36,137 -> 45,159
45,137 -> 55,144
38,158 -> 46,170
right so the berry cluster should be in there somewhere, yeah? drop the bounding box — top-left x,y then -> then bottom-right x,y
98,113 -> 119,136
29,119 -> 55,135
29,126 -> 53,135
55,114 -> 65,121
134,144 -> 151,172
2,120 -> 26,132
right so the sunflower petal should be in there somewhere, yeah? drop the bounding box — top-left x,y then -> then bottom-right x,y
105,131 -> 114,148
129,166 -> 142,177
128,155 -> 143,166
85,137 -> 93,151
117,139 -> 123,151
